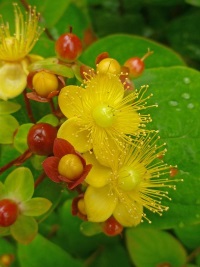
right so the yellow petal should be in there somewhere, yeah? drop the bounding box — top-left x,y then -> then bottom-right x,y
58,85 -> 85,118
92,136 -> 121,167
83,152 -> 111,187
27,54 -> 44,63
86,73 -> 124,106
84,185 -> 117,222
0,62 -> 27,100
20,58 -> 30,76
114,109 -> 141,134
113,200 -> 143,227
57,117 -> 91,153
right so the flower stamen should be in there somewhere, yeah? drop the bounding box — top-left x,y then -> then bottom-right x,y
0,3 -> 44,61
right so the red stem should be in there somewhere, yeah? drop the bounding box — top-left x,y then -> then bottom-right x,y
49,99 -> 56,113
23,89 -> 36,123
0,149 -> 32,175
34,172 -> 46,188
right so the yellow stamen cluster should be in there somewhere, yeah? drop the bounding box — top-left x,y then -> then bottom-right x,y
58,72 -> 155,159
57,59 -> 180,228
109,132 -> 179,223
0,3 -> 43,61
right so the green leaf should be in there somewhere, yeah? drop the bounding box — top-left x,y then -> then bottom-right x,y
54,2 -> 89,39
0,182 -> 5,198
4,167 -> 34,202
185,0 -> 200,6
196,254 -> 200,267
28,0 -> 71,28
21,197 -> 52,217
174,223 -> 200,250
37,114 -> 59,126
80,34 -> 185,68
0,100 -> 21,115
0,144 -> 20,182
126,228 -> 187,267
56,199 -> 118,258
17,234 -> 82,267
0,115 -> 19,144
33,177 -> 62,204
133,66 -> 200,229
0,227 -> 10,236
28,57 -> 74,78
33,178 -> 62,222
11,215 -> 38,244
30,154 -> 46,170
80,221 -> 102,236
31,36 -> 55,58
0,237 -> 15,255
89,243 -> 132,267
13,123 -> 34,153
167,11 -> 200,61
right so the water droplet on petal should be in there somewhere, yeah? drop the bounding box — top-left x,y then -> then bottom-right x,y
181,93 -> 190,99
179,222 -> 184,228
196,199 -> 200,205
187,103 -> 194,109
183,77 -> 191,84
169,100 -> 178,107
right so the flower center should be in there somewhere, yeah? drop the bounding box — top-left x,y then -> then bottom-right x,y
92,104 -> 114,128
118,166 -> 144,191
58,154 -> 84,180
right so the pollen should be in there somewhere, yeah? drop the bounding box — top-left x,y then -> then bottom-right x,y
109,132 -> 180,221
58,72 -> 155,160
0,3 -> 44,61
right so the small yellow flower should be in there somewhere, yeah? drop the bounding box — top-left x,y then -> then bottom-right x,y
58,71 -> 153,161
83,132 -> 177,227
0,3 -> 43,100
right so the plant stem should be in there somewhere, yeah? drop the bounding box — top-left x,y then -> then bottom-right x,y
34,172 -> 46,188
23,89 -> 36,123
49,99 -> 56,113
84,246 -> 104,267
0,149 -> 32,175
19,0 -> 55,41
141,48 -> 154,61
186,246 -> 200,264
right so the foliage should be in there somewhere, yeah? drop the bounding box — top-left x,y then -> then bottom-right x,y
0,0 -> 200,267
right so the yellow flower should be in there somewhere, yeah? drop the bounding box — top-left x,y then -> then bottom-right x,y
83,132 -> 177,227
0,3 -> 43,100
58,71 -> 153,161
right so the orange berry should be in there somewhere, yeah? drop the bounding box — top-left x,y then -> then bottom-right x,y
97,58 -> 121,75
58,154 -> 84,180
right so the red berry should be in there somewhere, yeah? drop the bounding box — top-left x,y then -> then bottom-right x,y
27,123 -> 57,156
55,33 -> 82,63
102,216 -> 123,236
0,199 -> 19,227
124,49 -> 153,78
124,57 -> 145,78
